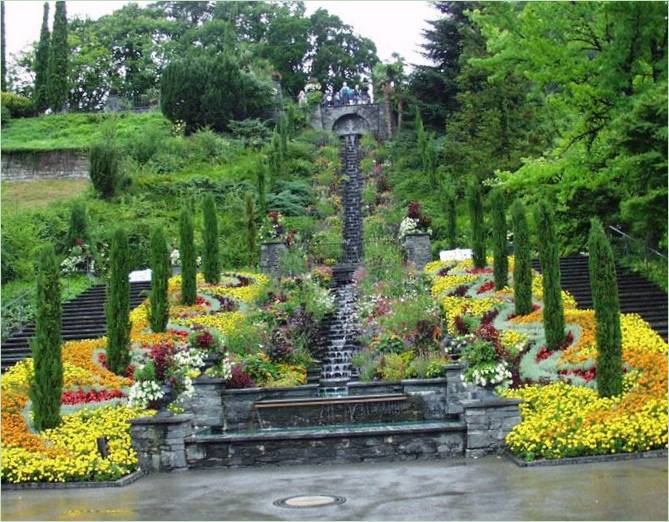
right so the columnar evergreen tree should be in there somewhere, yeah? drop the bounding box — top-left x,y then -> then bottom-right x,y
269,128 -> 284,177
106,228 -> 130,375
1,1 -> 6,92
33,2 -> 51,112
510,200 -> 532,316
30,245 -> 63,431
467,177 -> 485,268
89,141 -> 121,199
256,162 -> 267,214
66,201 -> 88,248
149,227 -> 169,332
416,110 -> 427,166
245,193 -> 257,264
444,180 -> 457,249
179,206 -> 197,305
47,1 -> 68,111
277,113 -> 289,156
535,199 -> 565,350
588,219 -> 623,397
201,194 -> 220,284
425,133 -> 438,186
490,188 -> 508,290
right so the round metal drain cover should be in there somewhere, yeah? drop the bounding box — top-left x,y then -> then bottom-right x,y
274,495 -> 346,508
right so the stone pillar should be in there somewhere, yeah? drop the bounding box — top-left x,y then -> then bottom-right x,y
260,241 -> 287,278
183,377 -> 225,428
130,414 -> 194,472
461,397 -> 522,458
445,363 -> 481,414
403,233 -> 432,270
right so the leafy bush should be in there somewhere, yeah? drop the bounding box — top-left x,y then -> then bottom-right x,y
189,128 -> 228,163
1,92 -> 35,118
160,52 -> 274,134
1,103 -> 10,127
228,118 -> 271,149
128,125 -> 167,165
89,141 -> 123,199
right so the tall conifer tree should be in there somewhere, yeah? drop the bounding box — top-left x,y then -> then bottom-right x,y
149,227 -> 169,332
47,1 -> 68,111
30,245 -> 63,431
106,228 -> 130,375
490,188 -> 508,290
1,1 -> 7,92
467,177 -> 486,268
179,206 -> 197,305
535,199 -> 565,350
510,200 -> 532,316
588,219 -> 623,397
34,2 -> 51,112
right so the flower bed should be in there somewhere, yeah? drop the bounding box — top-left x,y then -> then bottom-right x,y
1,268 -> 334,484
424,258 -> 668,461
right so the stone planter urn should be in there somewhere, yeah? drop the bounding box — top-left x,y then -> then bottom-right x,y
403,232 -> 432,270
260,241 -> 287,278
171,265 -> 181,276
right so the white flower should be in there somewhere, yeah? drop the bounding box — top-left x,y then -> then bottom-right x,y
170,249 -> 181,266
128,380 -> 164,408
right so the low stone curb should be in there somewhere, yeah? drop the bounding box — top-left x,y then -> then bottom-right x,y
2,469 -> 145,490
505,449 -> 667,467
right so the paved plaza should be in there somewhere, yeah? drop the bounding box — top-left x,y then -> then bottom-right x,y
2,456 -> 667,521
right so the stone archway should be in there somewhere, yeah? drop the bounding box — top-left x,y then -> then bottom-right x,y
332,113 -> 370,136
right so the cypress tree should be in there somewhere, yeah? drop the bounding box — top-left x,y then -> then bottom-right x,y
444,181 -> 457,249
149,227 -> 169,332
269,129 -> 284,178
106,228 -> 130,375
467,177 -> 486,268
535,199 -> 565,350
201,194 -> 220,284
30,245 -> 63,431
179,206 -> 197,305
33,2 -> 51,112
1,1 -> 6,92
416,110 -> 427,169
89,141 -> 121,199
47,1 -> 68,111
588,219 -> 623,397
510,200 -> 532,316
66,201 -> 88,248
256,161 -> 267,214
490,188 -> 508,290
245,193 -> 257,264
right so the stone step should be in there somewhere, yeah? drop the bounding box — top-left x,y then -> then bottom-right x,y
185,420 -> 466,468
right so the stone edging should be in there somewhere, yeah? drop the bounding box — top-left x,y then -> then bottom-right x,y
505,449 -> 668,467
2,469 -> 145,490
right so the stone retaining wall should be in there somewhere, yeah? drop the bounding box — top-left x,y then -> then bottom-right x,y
2,150 -> 89,180
461,397 -> 522,458
130,414 -> 194,472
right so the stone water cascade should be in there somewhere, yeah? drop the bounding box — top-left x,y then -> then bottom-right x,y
317,134 -> 365,395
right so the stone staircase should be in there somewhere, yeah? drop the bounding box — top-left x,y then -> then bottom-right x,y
1,281 -> 151,371
532,255 -> 668,340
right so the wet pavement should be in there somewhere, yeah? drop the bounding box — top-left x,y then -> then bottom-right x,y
2,456 -> 667,520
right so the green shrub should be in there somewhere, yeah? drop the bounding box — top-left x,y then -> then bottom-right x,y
467,177 -> 486,268
201,194 -> 220,284
30,245 -> 63,431
129,125 -> 167,165
179,206 -> 197,305
106,228 -> 131,375
490,189 -> 508,290
511,200 -> 533,316
535,199 -> 565,350
1,103 -> 10,127
1,92 -> 34,118
89,141 -> 122,199
589,219 -> 623,397
160,52 -> 274,134
189,128 -> 227,163
149,227 -> 169,332
66,201 -> 89,249
228,118 -> 271,149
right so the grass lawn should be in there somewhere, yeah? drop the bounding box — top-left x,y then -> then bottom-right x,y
1,178 -> 90,213
1,111 -> 170,151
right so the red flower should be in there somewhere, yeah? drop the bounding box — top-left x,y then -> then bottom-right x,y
477,280 -> 496,294
61,388 -> 125,405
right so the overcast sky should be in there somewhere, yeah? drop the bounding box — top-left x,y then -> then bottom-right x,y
3,1 -> 437,66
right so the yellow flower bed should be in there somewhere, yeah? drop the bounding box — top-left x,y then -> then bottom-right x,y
2,269 -> 268,484
441,295 -> 501,335
175,311 -> 245,335
431,275 -> 478,298
531,274 -> 577,309
1,406 -> 152,483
